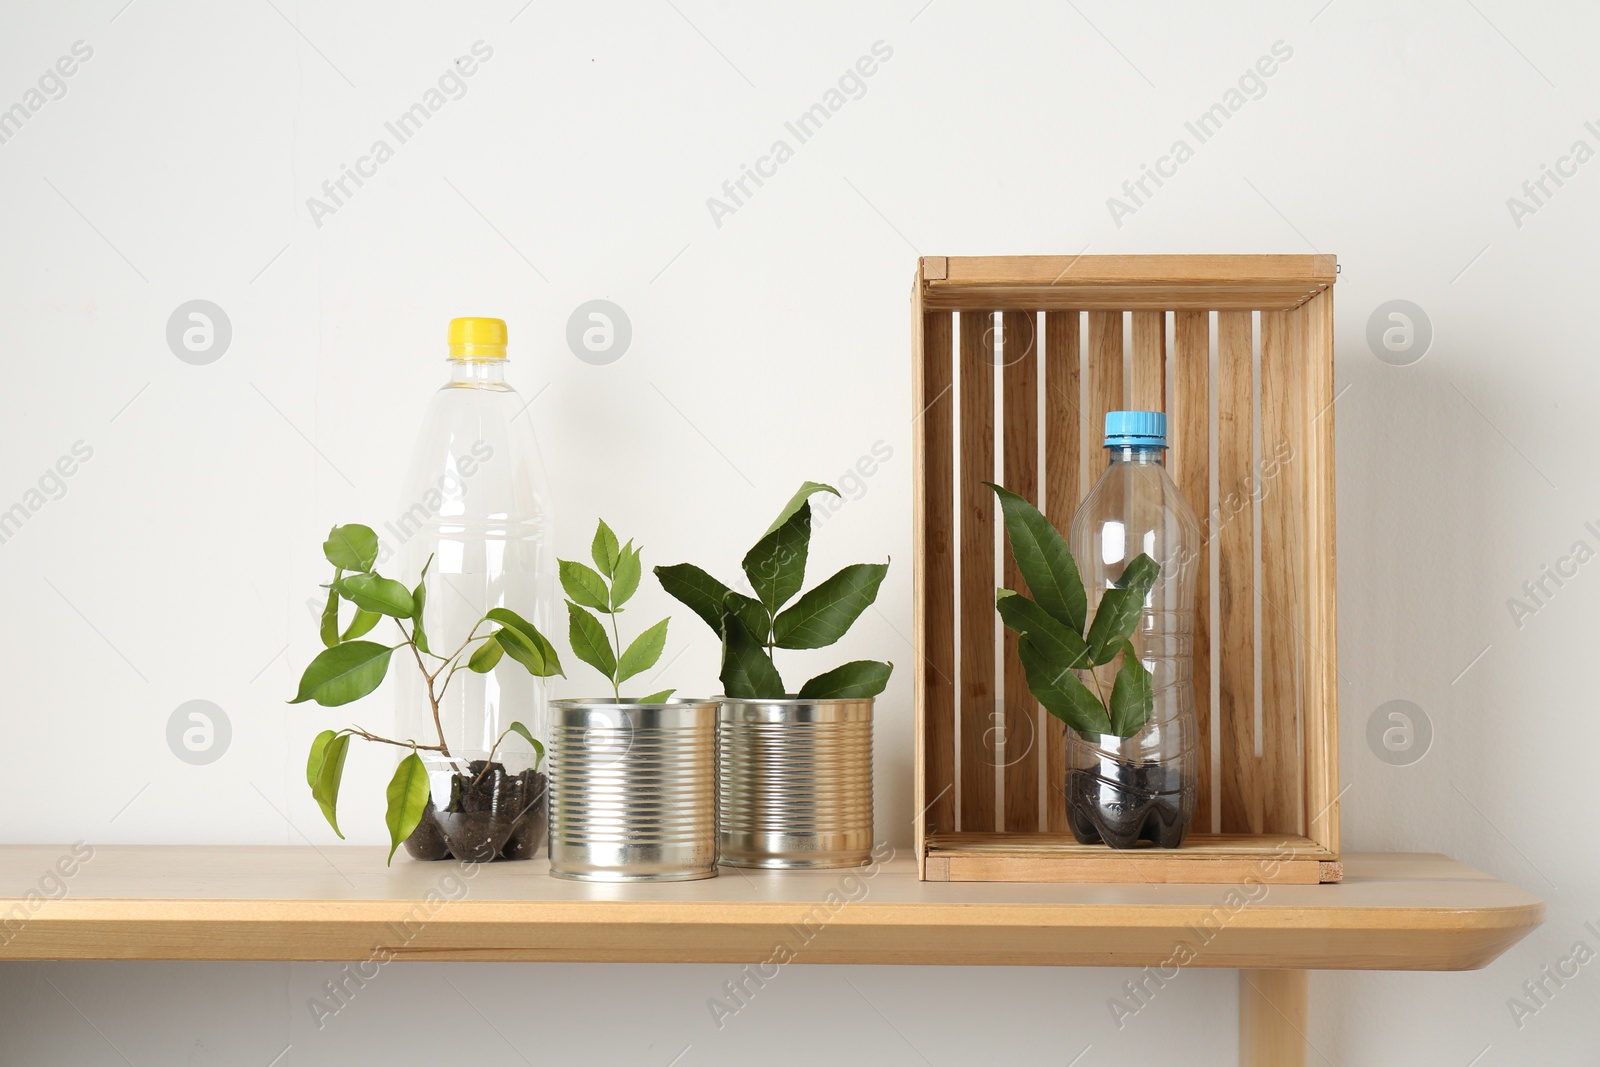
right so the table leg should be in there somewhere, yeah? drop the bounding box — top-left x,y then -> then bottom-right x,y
1240,968 -> 1308,1067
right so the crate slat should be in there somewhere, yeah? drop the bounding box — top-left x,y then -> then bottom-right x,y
925,832 -> 1334,884
1301,292 -> 1340,852
1260,310 -> 1307,836
1085,311 -> 1124,486
915,299 -> 956,849
1130,310 -> 1167,411
1216,310 -> 1259,833
1001,311 -> 1040,830
1171,309 -> 1213,832
1042,311 -> 1082,833
924,255 -> 1336,311
958,312 -> 998,832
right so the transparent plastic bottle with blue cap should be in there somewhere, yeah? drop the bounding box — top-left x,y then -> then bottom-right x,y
1067,410 -> 1201,848
392,317 -> 555,862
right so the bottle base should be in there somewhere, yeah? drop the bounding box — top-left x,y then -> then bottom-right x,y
1066,764 -> 1192,849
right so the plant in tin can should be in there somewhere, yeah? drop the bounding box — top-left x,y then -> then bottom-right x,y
655,482 -> 892,699
560,519 -> 675,701
289,523 -> 563,863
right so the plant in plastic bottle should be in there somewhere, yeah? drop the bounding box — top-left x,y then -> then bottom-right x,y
289,522 -> 563,863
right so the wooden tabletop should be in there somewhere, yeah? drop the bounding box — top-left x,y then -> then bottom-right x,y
0,846 -> 1542,970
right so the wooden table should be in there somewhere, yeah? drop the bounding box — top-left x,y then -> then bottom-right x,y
0,846 -> 1543,1065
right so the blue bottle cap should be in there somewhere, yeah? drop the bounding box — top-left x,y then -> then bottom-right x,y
1104,410 -> 1167,448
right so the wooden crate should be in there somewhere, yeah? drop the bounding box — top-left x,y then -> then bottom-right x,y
912,255 -> 1340,885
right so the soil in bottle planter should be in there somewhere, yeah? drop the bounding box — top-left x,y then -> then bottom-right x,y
1066,760 -> 1192,849
402,761 -> 547,862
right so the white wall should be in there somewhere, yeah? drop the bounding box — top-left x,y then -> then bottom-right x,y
1,1 -> 1596,1063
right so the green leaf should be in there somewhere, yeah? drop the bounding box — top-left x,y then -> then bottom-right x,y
335,573 -> 414,618
1084,553 -> 1160,665
797,660 -> 893,699
719,609 -> 785,699
610,541 -> 642,609
310,731 -> 351,838
724,591 -> 771,644
995,589 -> 1092,669
654,563 -> 734,633
466,635 -> 504,673
1018,637 -> 1111,735
772,562 -> 888,649
505,721 -> 545,770
323,524 -> 379,572
305,729 -> 337,790
319,581 -> 341,648
385,751 -> 431,865
341,609 -> 381,642
559,559 -> 612,614
486,607 -> 563,678
743,503 -> 811,613
410,556 -> 431,656
412,588 -> 432,655
616,617 -> 669,684
289,641 -> 394,706
637,688 -> 676,703
1108,639 -> 1154,737
591,519 -> 621,578
495,625 -> 551,678
987,482 -> 1087,633
762,481 -> 840,537
567,601 -> 616,681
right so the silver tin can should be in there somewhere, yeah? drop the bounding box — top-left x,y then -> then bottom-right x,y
718,697 -> 873,869
548,699 -> 719,882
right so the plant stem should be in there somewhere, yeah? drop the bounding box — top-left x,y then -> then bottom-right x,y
607,610 -> 622,700
345,727 -> 445,752
400,619 -> 452,759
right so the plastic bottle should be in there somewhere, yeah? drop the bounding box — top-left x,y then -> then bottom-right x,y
1066,410 -> 1200,848
392,317 -> 555,861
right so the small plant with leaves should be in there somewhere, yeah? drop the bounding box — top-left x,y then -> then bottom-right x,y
290,523 -> 563,863
561,519 -> 675,702
656,482 -> 892,700
988,483 -> 1158,738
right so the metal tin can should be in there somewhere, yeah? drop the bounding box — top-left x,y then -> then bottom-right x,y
548,699 -> 719,882
718,697 -> 873,868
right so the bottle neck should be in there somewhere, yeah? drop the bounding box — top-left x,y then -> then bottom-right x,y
449,359 -> 508,387
1104,444 -> 1167,466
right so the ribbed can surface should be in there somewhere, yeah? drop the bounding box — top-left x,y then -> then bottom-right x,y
548,699 -> 719,882
718,697 -> 873,868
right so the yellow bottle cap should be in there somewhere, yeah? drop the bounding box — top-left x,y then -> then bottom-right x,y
447,317 -> 508,360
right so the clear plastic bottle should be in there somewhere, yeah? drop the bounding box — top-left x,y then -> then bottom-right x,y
1067,411 -> 1200,848
392,317 -> 555,862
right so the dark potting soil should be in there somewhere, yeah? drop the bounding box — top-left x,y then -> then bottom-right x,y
1067,761 -> 1193,849
401,761 -> 546,863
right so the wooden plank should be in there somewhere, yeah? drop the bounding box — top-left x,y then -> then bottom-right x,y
1171,310 -> 1213,832
1259,310 -> 1305,837
1216,311 -> 1258,833
923,256 -> 1337,312
0,846 -> 1543,971
1300,292 -> 1340,854
925,284 -> 1330,312
925,832 -> 1333,885
1129,310 -> 1166,411
1085,311 -> 1124,488
1241,970 -> 1308,1067
1042,311 -> 1082,833
958,310 -> 998,832
1000,311 -> 1040,830
915,290 -> 956,855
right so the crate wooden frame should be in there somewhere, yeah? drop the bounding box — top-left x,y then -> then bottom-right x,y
912,254 -> 1340,885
